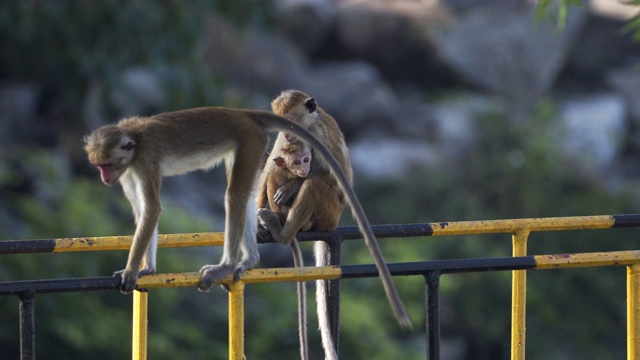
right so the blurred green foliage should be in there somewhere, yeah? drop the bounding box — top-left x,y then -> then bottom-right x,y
623,0 -> 640,41
355,100 -> 639,359
535,0 -> 584,30
0,0 -> 263,120
0,1 -> 639,359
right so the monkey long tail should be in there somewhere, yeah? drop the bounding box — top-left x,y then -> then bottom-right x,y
291,239 -> 309,360
259,112 -> 412,329
315,241 -> 339,360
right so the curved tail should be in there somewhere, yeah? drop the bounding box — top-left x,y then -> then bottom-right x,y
315,241 -> 339,360
291,239 -> 309,360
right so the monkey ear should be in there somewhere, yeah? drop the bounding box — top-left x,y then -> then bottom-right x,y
121,141 -> 136,152
273,157 -> 286,168
304,98 -> 317,113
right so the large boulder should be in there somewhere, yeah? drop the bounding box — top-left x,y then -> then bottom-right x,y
296,61 -> 400,136
0,82 -> 45,146
331,0 -> 457,87
274,0 -> 336,55
559,93 -> 626,173
204,14 -> 308,95
608,66 -> 640,174
435,3 -> 586,102
562,13 -> 640,85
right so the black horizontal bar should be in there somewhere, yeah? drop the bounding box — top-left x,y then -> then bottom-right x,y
341,256 -> 536,278
295,223 -> 434,242
5,214 -> 640,254
0,240 -> 57,254
613,214 -> 640,228
0,277 -> 120,296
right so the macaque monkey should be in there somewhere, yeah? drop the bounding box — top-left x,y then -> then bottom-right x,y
257,90 -> 411,360
268,140 -> 312,215
265,140 -> 313,360
82,103 -> 406,335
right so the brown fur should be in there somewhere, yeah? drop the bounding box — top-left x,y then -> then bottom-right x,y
84,106 -> 365,296
257,90 -> 411,360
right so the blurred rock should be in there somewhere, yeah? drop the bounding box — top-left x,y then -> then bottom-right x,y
162,172 -> 228,230
331,0 -> 457,87
589,0 -> 640,20
435,3 -> 586,102
350,137 -> 439,179
299,61 -> 399,136
428,93 -> 501,155
562,14 -> 640,86
111,68 -> 166,117
442,0 -> 526,13
608,66 -> 640,124
608,66 -> 640,174
275,0 -> 335,54
204,14 -> 307,94
0,82 -> 46,145
560,93 -> 626,172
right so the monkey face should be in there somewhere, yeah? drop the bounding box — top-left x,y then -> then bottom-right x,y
96,140 -> 135,185
290,163 -> 310,178
85,127 -> 136,186
287,154 -> 311,178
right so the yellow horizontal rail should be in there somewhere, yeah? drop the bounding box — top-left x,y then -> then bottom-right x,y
134,266 -> 342,289
534,250 -> 640,269
51,232 -> 224,252
430,215 -> 615,236
127,250 -> 640,290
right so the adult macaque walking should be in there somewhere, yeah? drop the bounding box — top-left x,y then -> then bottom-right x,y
256,90 -> 411,360
84,106 -> 351,294
82,104 -> 410,345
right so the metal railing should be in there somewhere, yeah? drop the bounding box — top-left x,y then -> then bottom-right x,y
1,214 -> 640,359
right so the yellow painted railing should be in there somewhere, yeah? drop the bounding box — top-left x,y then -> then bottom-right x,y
2,213 -> 640,359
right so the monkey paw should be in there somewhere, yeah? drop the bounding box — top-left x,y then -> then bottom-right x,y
113,269 -> 139,294
215,267 -> 247,293
198,264 -> 234,292
273,186 -> 294,205
256,226 -> 274,243
257,209 -> 284,243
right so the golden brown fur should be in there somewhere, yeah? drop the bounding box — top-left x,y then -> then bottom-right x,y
84,106 -> 366,296
257,90 -> 410,360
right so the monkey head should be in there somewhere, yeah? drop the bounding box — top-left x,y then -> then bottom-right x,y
275,141 -> 312,178
84,125 -> 136,186
272,90 -> 318,143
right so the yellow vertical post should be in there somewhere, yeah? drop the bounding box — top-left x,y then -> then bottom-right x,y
628,263 -> 640,360
511,229 -> 530,360
132,290 -> 148,360
228,281 -> 245,360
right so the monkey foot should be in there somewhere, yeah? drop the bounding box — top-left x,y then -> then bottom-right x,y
257,226 -> 275,243
113,269 -> 139,294
198,264 -> 234,292
221,267 -> 249,292
257,208 -> 284,244
138,267 -> 156,276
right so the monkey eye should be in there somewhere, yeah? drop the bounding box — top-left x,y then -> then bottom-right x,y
121,141 -> 136,151
303,157 -> 310,163
293,160 -> 301,166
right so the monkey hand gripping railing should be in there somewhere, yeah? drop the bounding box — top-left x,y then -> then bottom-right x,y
1,214 -> 640,360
